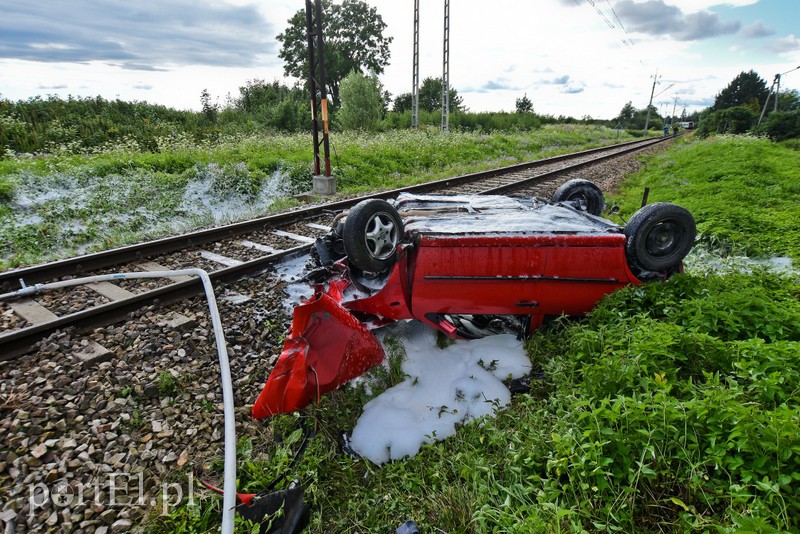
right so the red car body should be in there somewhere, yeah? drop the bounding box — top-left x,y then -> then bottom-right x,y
253,191 -> 693,418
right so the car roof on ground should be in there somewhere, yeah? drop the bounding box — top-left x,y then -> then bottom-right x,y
394,193 -> 619,235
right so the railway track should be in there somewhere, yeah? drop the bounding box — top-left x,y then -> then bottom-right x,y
0,135 -> 671,359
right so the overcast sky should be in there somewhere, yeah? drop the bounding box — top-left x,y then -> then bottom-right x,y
0,0 -> 798,120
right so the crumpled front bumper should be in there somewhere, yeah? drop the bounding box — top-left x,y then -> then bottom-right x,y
252,286 -> 386,418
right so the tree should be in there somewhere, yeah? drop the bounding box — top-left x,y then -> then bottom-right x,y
515,94 -> 533,114
713,70 -> 769,112
777,89 -> 800,113
418,77 -> 463,113
277,0 -> 392,106
392,92 -> 413,113
228,79 -> 311,131
390,81 -> 463,115
200,89 -> 218,123
235,79 -> 306,113
615,101 -> 663,130
337,71 -> 384,131
616,101 -> 636,125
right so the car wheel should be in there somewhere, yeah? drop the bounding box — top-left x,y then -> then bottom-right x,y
343,199 -> 404,273
624,202 -> 696,274
551,178 -> 605,216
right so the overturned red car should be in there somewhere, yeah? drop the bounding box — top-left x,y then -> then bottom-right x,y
253,179 -> 696,418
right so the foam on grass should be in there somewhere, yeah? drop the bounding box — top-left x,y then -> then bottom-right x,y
351,321 -> 531,464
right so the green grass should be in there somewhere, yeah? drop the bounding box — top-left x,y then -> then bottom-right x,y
0,125 -> 632,268
238,278 -> 800,534
609,135 -> 800,260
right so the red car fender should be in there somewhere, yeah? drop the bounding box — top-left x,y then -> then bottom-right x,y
252,291 -> 385,419
343,245 -> 414,321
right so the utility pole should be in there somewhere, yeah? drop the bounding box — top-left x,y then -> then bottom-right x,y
758,75 -> 777,126
306,0 -> 334,194
671,96 -> 679,124
758,67 -> 799,126
411,0 -> 420,128
643,69 -> 660,135
441,0 -> 450,132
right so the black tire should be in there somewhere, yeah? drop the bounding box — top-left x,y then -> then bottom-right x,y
624,202 -> 696,274
343,199 -> 404,272
551,179 -> 605,216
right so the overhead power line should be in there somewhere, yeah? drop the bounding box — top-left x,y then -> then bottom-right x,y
577,0 -> 645,65
606,0 -> 630,37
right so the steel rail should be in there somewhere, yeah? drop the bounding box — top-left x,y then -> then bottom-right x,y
0,245 -> 308,360
0,136 -> 664,292
0,136 -> 672,359
478,135 -> 667,195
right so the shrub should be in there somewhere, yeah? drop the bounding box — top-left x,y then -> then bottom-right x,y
337,71 -> 384,131
696,106 -> 757,137
758,110 -> 800,141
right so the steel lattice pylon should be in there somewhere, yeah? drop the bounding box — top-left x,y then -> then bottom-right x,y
306,0 -> 331,176
412,0 -> 420,129
411,0 -> 451,132
441,0 -> 450,132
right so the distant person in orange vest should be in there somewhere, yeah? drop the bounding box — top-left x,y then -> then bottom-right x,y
672,124 -> 678,137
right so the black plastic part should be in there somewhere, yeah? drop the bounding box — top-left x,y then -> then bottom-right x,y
551,178 -> 605,216
237,486 -> 309,534
314,237 -> 335,266
338,431 -> 362,460
507,376 -> 532,395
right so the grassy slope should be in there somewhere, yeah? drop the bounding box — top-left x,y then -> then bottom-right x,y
153,135 -> 800,533
610,135 -> 800,259
0,125 -> 630,269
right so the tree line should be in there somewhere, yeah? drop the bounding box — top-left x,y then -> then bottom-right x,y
694,70 -> 800,141
0,77 -> 556,157
612,70 -> 800,141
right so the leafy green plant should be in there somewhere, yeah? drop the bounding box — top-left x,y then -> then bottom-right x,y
157,371 -> 182,397
337,71 -> 384,131
0,175 -> 14,200
129,409 -> 145,429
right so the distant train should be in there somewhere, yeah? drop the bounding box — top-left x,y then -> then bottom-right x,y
679,121 -> 695,130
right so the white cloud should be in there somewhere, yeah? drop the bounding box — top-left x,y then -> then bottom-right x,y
664,0 -> 759,12
613,0 -> 739,41
766,35 -> 800,54
0,0 -> 796,120
738,20 -> 774,39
